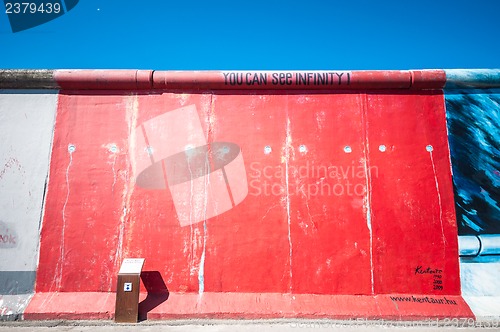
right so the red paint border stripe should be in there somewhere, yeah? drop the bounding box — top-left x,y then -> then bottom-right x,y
24,292 -> 474,321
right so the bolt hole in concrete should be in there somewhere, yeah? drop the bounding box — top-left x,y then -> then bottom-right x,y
264,145 -> 272,154
299,144 -> 307,153
344,146 -> 352,153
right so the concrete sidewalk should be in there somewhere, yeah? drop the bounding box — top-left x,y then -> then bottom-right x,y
1,320 -> 500,331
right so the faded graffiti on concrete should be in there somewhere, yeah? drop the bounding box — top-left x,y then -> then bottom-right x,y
0,221 -> 17,249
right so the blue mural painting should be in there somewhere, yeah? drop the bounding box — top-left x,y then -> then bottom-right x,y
445,81 -> 500,316
445,90 -> 500,236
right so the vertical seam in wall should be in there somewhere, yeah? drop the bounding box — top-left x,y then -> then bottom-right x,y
409,70 -> 415,89
361,93 -> 375,295
284,96 -> 293,294
198,93 -> 215,297
140,124 -> 155,164
34,90 -> 60,292
441,91 -> 456,188
437,91 -> 450,255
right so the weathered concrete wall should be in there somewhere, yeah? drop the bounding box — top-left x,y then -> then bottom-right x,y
0,70 -> 498,321
0,91 -> 57,319
25,88 -> 472,320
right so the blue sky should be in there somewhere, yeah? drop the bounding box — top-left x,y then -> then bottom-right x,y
1,0 -> 500,70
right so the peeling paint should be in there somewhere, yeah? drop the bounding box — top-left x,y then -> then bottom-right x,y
105,144 -> 119,192
0,157 -> 22,180
429,148 -> 446,247
198,220 -> 207,297
57,143 -> 75,289
115,94 -> 139,269
284,112 -> 293,293
315,110 -> 325,131
361,94 -> 374,295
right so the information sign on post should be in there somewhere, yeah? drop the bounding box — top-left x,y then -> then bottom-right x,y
115,258 -> 145,323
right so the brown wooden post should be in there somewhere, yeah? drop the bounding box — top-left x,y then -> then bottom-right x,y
114,258 -> 145,323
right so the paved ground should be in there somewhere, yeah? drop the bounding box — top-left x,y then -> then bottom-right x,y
1,320 -> 500,331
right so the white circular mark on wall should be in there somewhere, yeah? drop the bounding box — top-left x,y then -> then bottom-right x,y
145,146 -> 154,155
264,146 -> 272,154
109,144 -> 118,153
379,145 -> 387,152
344,146 -> 352,153
68,144 -> 76,153
299,145 -> 307,153
426,145 -> 434,152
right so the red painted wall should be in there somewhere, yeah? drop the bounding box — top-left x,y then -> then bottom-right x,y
36,89 -> 460,298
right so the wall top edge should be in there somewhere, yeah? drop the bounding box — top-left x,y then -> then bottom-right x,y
0,69 -> 498,90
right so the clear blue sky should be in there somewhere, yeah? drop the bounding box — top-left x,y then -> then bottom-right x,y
1,0 -> 500,70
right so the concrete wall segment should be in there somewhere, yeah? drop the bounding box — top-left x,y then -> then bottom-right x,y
1,69 -> 499,320
0,90 -> 58,319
